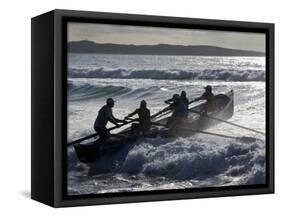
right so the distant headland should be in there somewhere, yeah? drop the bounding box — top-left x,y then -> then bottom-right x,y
68,40 -> 265,57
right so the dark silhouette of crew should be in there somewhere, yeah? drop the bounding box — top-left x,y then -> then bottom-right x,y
165,90 -> 189,111
162,94 -> 188,128
94,98 -> 124,143
191,85 -> 215,113
125,100 -> 151,135
180,90 -> 189,110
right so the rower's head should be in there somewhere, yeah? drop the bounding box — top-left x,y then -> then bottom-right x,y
172,94 -> 181,103
181,91 -> 186,98
204,85 -> 212,93
140,100 -> 147,109
172,94 -> 180,100
106,98 -> 115,108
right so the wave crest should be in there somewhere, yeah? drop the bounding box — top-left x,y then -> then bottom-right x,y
68,67 -> 265,81
68,80 -> 163,101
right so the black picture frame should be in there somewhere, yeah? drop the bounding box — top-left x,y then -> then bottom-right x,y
31,9 -> 274,207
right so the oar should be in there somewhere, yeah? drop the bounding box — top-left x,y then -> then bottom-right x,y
125,110 -> 172,123
189,109 -> 265,136
151,105 -> 171,119
150,122 -> 261,143
153,110 -> 172,120
67,119 -> 138,146
188,99 -> 197,105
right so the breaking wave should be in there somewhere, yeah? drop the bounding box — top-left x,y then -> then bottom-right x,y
68,67 -> 265,81
119,138 -> 265,185
68,136 -> 266,186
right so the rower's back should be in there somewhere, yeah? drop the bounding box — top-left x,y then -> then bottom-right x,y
181,96 -> 189,110
201,91 -> 215,112
170,99 -> 188,118
94,105 -> 112,129
175,101 -> 188,118
136,107 -> 151,130
180,91 -> 189,110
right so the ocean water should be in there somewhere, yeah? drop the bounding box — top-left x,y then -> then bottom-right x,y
67,54 -> 266,195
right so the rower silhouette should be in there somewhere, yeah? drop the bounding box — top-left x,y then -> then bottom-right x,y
94,98 -> 125,143
191,85 -> 215,113
162,94 -> 188,129
180,90 -> 189,109
125,100 -> 151,135
165,90 -> 189,110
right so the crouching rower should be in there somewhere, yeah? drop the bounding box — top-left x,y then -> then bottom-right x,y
162,94 -> 188,130
165,90 -> 189,110
125,100 -> 151,136
94,98 -> 125,143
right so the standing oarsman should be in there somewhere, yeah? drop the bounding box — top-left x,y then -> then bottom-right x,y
191,85 -> 215,113
94,98 -> 125,143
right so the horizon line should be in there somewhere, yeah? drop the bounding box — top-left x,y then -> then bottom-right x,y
68,40 -> 265,53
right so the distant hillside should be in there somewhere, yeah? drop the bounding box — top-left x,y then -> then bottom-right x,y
68,41 -> 265,57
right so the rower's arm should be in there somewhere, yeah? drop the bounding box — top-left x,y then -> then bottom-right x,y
190,94 -> 206,104
126,110 -> 138,118
105,109 -> 121,126
112,115 -> 125,123
189,97 -> 201,104
108,115 -> 120,126
164,98 -> 173,105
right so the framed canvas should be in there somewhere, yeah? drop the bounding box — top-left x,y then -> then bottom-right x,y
31,9 -> 274,207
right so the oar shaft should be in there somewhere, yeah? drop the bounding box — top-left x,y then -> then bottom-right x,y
177,127 -> 238,140
176,127 -> 260,143
151,105 -> 170,119
67,119 -> 136,146
150,122 -> 253,141
153,110 -> 172,120
190,109 -> 265,136
68,134 -> 96,146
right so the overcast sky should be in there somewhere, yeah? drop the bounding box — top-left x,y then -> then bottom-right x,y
68,22 -> 265,52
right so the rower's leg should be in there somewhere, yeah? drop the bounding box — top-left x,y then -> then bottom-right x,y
95,128 -> 110,144
131,123 -> 140,136
200,105 -> 208,116
166,117 -> 173,128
